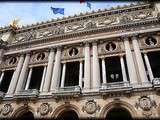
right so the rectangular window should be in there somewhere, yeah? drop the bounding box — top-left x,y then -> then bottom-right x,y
0,70 -> 14,93
28,66 -> 44,90
105,56 -> 123,83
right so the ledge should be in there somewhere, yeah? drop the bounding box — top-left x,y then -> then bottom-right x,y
14,89 -> 39,99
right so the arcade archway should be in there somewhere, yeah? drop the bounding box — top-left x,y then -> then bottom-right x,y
105,107 -> 133,120
57,110 -> 79,120
17,111 -> 34,119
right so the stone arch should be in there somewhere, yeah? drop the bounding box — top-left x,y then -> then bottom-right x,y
12,105 -> 35,118
99,100 -> 137,119
52,103 -> 80,119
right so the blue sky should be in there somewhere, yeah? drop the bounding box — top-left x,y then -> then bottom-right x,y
0,2 -> 135,27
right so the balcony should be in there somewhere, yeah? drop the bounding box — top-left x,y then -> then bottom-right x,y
14,89 -> 39,99
53,86 -> 81,98
99,82 -> 132,94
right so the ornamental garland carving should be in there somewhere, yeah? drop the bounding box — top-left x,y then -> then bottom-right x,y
1,104 -> 13,116
37,103 -> 52,116
82,99 -> 100,114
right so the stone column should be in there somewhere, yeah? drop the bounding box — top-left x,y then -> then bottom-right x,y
0,72 -> 4,85
132,36 -> 148,83
120,55 -> 128,82
79,61 -> 83,88
101,58 -> 107,84
60,63 -> 66,88
25,68 -> 32,90
50,47 -> 61,91
40,66 -> 47,92
92,42 -> 100,90
84,43 -> 91,90
15,53 -> 30,93
43,48 -> 55,92
7,54 -> 24,95
144,53 -> 154,81
123,37 -> 138,84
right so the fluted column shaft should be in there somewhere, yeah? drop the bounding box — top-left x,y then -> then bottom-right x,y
124,38 -> 138,84
7,54 -> 24,95
84,43 -> 91,90
79,61 -> 83,88
60,63 -> 66,88
25,68 -> 32,90
43,49 -> 55,92
144,53 -> 154,81
40,66 -> 47,92
15,53 -> 30,92
120,56 -> 128,82
132,36 -> 148,83
50,47 -> 61,91
0,72 -> 4,85
92,42 -> 100,89
102,58 -> 107,84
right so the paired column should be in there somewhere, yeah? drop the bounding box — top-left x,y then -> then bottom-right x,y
92,42 -> 100,89
144,53 -> 154,81
60,63 -> 66,88
132,36 -> 148,83
79,61 -> 83,88
123,37 -> 138,84
50,47 -> 62,91
40,66 -> 47,92
15,53 -> 30,93
101,58 -> 107,84
7,54 -> 24,95
84,43 -> 91,90
43,48 -> 55,92
25,68 -> 32,90
120,55 -> 128,82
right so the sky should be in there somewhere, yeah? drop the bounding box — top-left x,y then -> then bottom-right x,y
0,2 -> 136,27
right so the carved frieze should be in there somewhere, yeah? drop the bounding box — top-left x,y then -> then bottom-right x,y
1,104 -> 13,116
82,99 -> 100,114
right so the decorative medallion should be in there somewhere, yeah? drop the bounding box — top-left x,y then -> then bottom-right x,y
37,103 -> 52,116
135,96 -> 156,111
82,99 -> 100,114
105,42 -> 116,51
1,104 -> 13,116
145,36 -> 157,46
68,47 -> 79,57
36,52 -> 46,61
8,57 -> 17,65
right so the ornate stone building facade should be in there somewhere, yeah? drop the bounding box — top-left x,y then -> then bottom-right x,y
0,2 -> 160,119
